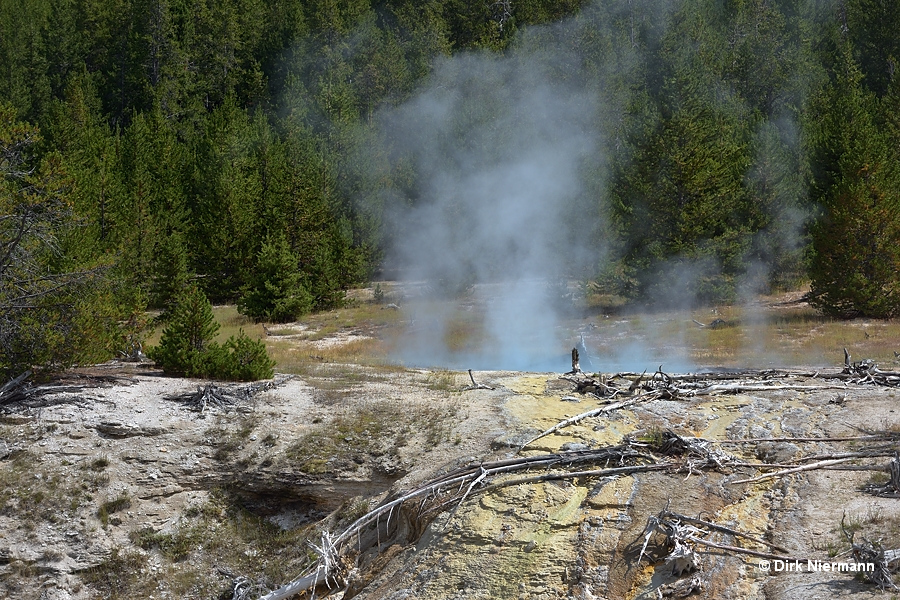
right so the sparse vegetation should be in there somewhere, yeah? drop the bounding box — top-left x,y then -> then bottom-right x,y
90,455 -> 110,470
425,369 -> 460,392
80,547 -> 148,600
98,494 -> 132,527
338,496 -> 371,523
205,414 -> 260,462
0,448 -> 91,527
130,527 -> 201,562
285,399 -> 456,474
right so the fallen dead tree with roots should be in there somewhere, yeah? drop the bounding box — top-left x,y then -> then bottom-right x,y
165,375 -> 292,414
555,349 -> 900,408
249,422 -> 900,599
0,370 -> 34,409
254,443 -> 667,600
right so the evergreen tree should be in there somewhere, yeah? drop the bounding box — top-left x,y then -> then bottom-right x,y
149,283 -> 218,375
0,0 -> 52,121
149,229 -> 190,315
238,232 -> 313,322
115,108 -> 188,298
807,49 -> 900,317
187,99 -> 261,301
45,71 -> 123,251
0,105 -> 135,379
150,283 -> 274,380
614,92 -> 754,302
746,119 -> 809,291
218,331 -> 275,381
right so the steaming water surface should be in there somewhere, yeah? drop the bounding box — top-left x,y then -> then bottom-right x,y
388,284 -> 697,373
383,285 -> 896,373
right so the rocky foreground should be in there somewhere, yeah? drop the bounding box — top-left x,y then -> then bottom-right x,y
1,360 -> 899,599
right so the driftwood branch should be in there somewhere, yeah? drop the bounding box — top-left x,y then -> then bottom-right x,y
519,390 -> 660,450
729,457 -> 858,485
0,370 -> 33,408
463,369 -> 494,391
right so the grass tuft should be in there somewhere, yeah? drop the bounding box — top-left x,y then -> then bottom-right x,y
98,494 -> 131,527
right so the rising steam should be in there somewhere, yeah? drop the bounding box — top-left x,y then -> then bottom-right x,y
370,45 -> 604,370
357,1 -> 813,371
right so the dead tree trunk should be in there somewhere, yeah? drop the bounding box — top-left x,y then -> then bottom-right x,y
570,348 -> 581,374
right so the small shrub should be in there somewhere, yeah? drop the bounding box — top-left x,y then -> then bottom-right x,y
339,496 -> 370,522
98,494 -> 131,527
218,331 -> 275,381
90,455 -> 110,470
80,546 -> 146,598
150,285 -> 274,381
130,527 -> 198,561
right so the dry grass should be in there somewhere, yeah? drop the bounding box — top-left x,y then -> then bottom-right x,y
816,506 -> 900,563
686,305 -> 900,367
284,398 -> 457,474
213,305 -> 267,341
424,369 -> 462,391
288,302 -> 404,341
267,337 -> 394,376
585,302 -> 900,369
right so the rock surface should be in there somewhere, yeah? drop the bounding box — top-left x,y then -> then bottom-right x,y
1,363 -> 899,599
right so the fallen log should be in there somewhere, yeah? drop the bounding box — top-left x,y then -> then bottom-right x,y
715,434 -> 898,444
257,566 -> 328,600
559,372 -> 619,398
256,444 -> 660,600
679,382 -> 850,395
640,507 -> 900,591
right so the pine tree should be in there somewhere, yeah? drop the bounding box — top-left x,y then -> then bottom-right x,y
150,282 -> 274,380
149,283 -> 218,375
238,232 -> 312,322
188,99 -> 261,301
614,95 -> 753,302
807,48 -> 900,317
149,229 -> 190,316
0,105 -> 136,379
